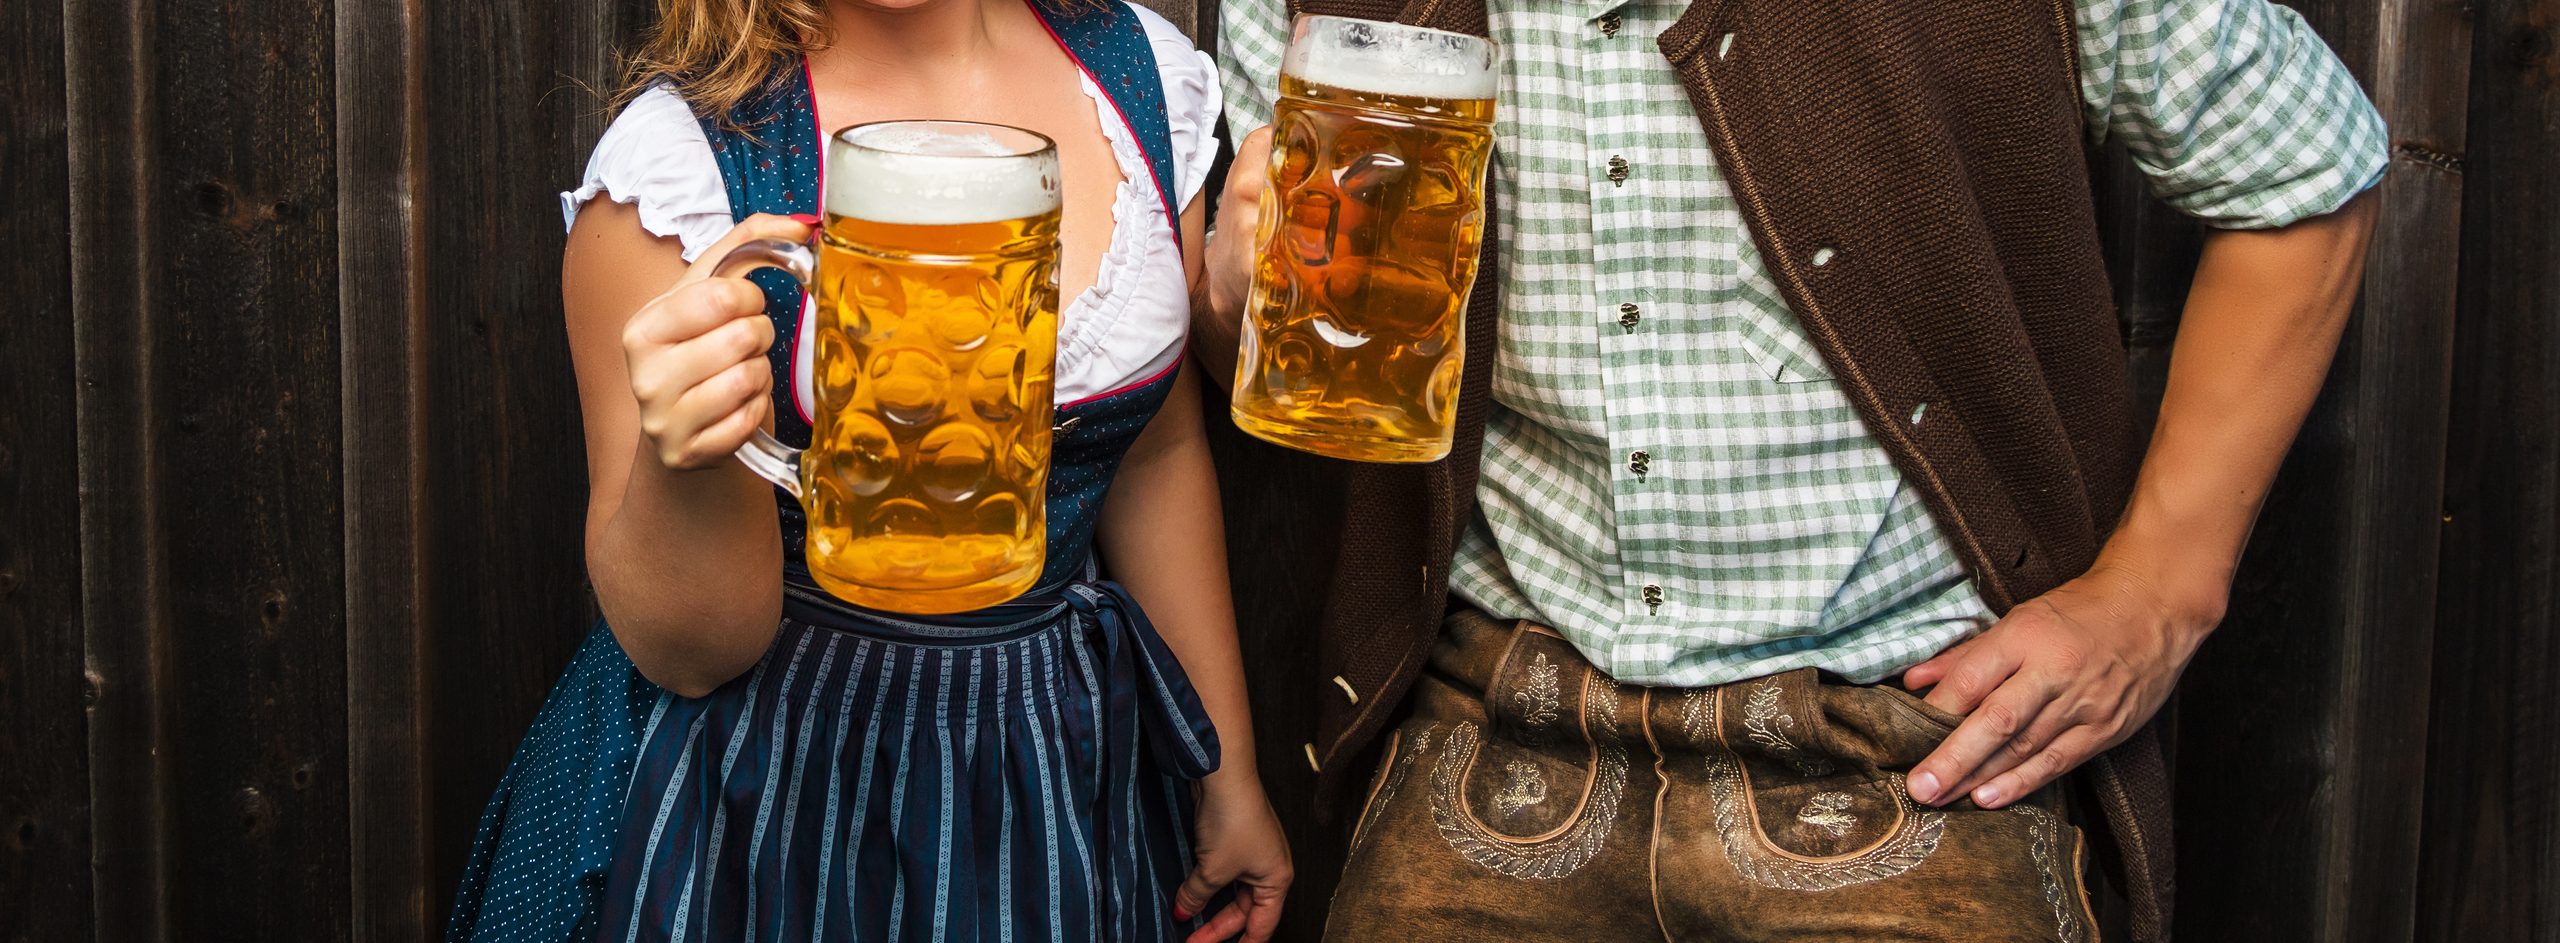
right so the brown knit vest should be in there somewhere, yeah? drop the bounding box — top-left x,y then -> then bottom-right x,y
1270,0 -> 2174,936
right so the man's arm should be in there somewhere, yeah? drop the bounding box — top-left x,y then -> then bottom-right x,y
1902,0 -> 2393,808
1905,193 -> 2377,808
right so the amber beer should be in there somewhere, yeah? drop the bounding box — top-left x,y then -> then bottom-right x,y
1231,16 -> 1497,463
723,121 -> 1062,614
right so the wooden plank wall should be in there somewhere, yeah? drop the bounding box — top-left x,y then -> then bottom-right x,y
0,0 -> 89,939
2416,0 -> 2560,937
4,0 -> 647,939
0,0 -> 2552,940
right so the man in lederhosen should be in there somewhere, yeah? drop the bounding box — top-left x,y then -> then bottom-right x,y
1188,0 -> 2384,936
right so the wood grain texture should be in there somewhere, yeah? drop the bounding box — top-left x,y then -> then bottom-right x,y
0,0 -> 94,939
148,0 -> 355,934
411,0 -> 650,923
2417,0 -> 2560,936
64,0 -> 178,935
2314,0 -> 2473,935
336,0 -> 433,936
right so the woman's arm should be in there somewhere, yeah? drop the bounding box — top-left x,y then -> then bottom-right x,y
1101,199 -> 1291,943
1098,362 -> 1257,784
565,202 -> 812,696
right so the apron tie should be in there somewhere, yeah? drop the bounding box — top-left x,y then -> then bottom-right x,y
1065,579 -> 1222,936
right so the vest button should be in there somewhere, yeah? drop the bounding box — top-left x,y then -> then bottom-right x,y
1605,155 -> 1630,186
1629,449 -> 1651,480
1640,582 -> 1664,614
1598,12 -> 1621,37
1617,302 -> 1641,330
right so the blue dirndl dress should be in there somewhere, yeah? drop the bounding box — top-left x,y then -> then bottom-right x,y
444,4 -> 1221,940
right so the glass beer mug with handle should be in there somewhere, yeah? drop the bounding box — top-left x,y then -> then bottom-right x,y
1230,15 -> 1498,463
717,120 -> 1064,615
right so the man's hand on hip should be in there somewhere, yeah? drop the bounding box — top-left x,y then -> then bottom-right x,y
1898,196 -> 2377,810
1900,561 -> 2220,810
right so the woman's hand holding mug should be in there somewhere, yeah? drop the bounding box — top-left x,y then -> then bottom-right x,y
620,213 -> 814,471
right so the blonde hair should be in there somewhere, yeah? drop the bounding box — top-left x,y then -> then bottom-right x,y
620,0 -> 1102,123
618,0 -> 829,122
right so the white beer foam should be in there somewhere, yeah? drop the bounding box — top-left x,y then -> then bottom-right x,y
828,124 -> 1060,226
1284,16 -> 1497,101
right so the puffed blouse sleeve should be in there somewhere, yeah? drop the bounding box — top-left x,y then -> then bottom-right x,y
1134,7 -> 1224,213
559,84 -> 736,262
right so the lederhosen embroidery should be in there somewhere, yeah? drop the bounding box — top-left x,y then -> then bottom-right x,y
2015,805 -> 2089,942
1428,671 -> 1631,880
1697,684 -> 1949,891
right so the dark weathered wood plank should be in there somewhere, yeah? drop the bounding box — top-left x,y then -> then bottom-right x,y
0,0 -> 95,939
128,0 -> 351,935
411,0 -> 654,921
336,0 -> 431,936
2312,0 -> 2472,936
2417,0 -> 2560,937
63,0 -> 177,935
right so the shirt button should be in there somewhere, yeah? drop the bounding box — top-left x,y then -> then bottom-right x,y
1606,155 -> 1630,186
1617,302 -> 1641,331
1640,582 -> 1665,614
1598,12 -> 1621,37
1628,449 -> 1651,480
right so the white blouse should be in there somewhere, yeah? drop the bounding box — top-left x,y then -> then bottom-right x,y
561,3 -> 1221,405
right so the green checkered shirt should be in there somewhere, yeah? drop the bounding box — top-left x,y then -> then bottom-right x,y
1219,0 -> 2387,686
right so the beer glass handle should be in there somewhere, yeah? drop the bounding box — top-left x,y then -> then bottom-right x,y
713,238 -> 818,499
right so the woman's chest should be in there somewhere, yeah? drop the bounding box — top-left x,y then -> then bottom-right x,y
811,77 -> 1124,307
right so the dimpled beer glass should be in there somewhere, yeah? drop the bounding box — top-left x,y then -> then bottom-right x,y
1230,15 -> 1497,463
721,120 -> 1062,614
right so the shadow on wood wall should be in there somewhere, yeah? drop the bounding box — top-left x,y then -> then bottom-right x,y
1,0 -> 2552,940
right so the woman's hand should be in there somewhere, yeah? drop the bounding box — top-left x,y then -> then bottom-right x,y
621,213 -> 813,470
1176,776 -> 1292,943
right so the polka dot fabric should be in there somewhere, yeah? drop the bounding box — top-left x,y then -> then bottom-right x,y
444,624 -> 663,943
445,3 -> 1211,940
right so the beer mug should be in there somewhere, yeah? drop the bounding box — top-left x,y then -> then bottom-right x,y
1230,15 -> 1497,463
719,121 -> 1063,614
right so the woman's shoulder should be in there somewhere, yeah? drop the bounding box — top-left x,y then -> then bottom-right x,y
1109,1 -> 1222,209
1119,2 -> 1192,51
560,84 -> 734,262
1121,3 -> 1213,87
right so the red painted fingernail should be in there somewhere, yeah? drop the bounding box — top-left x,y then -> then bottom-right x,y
1173,907 -> 1192,921
787,213 -> 819,226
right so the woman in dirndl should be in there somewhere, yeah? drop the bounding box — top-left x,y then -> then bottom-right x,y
442,0 -> 1292,939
